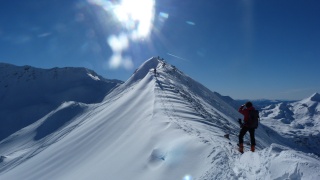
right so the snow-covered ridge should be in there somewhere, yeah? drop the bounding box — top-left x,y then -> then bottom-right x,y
0,62 -> 121,85
1,59 -> 320,180
126,57 -> 160,85
306,92 -> 320,102
0,62 -> 122,141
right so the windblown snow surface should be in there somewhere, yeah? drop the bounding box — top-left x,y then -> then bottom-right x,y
1,58 -> 320,180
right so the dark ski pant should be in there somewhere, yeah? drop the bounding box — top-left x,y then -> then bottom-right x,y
239,126 -> 256,146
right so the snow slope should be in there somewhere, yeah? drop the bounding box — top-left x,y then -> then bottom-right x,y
1,58 -> 320,180
0,63 -> 122,141
260,93 -> 320,155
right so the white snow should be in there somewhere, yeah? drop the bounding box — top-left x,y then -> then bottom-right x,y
260,92 -> 320,156
1,58 -> 320,179
87,72 -> 100,81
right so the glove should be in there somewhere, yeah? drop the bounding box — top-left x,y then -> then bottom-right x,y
238,119 -> 244,128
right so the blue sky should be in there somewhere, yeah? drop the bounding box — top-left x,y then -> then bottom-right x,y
0,0 -> 319,100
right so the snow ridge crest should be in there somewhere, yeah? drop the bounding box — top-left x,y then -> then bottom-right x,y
309,92 -> 320,102
125,57 -> 160,85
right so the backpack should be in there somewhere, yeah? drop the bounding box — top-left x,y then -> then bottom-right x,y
248,110 -> 259,129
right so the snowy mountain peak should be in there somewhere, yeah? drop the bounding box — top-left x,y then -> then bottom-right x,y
298,92 -> 320,104
126,57 -> 161,85
309,92 -> 320,102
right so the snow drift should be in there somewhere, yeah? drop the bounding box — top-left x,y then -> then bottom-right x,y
0,58 -> 320,180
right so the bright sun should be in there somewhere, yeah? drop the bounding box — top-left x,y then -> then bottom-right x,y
113,0 -> 155,39
89,0 -> 155,39
87,0 -> 155,69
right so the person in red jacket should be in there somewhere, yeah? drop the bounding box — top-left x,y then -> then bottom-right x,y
238,101 -> 256,153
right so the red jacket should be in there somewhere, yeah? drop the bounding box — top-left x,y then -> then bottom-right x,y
239,106 -> 255,127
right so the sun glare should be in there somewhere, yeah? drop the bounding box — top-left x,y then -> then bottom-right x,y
183,175 -> 193,180
88,0 -> 155,69
113,0 -> 155,39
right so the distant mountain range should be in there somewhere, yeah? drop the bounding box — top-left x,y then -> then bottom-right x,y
0,63 -> 122,141
235,99 -> 295,110
259,92 -> 320,155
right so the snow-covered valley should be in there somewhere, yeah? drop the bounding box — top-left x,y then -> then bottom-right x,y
1,58 -> 320,180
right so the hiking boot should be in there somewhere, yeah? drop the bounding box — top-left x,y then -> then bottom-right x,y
238,143 -> 244,153
251,145 -> 255,152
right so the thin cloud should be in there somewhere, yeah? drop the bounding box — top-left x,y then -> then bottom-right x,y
186,21 -> 195,26
38,32 -> 52,38
167,53 -> 189,61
